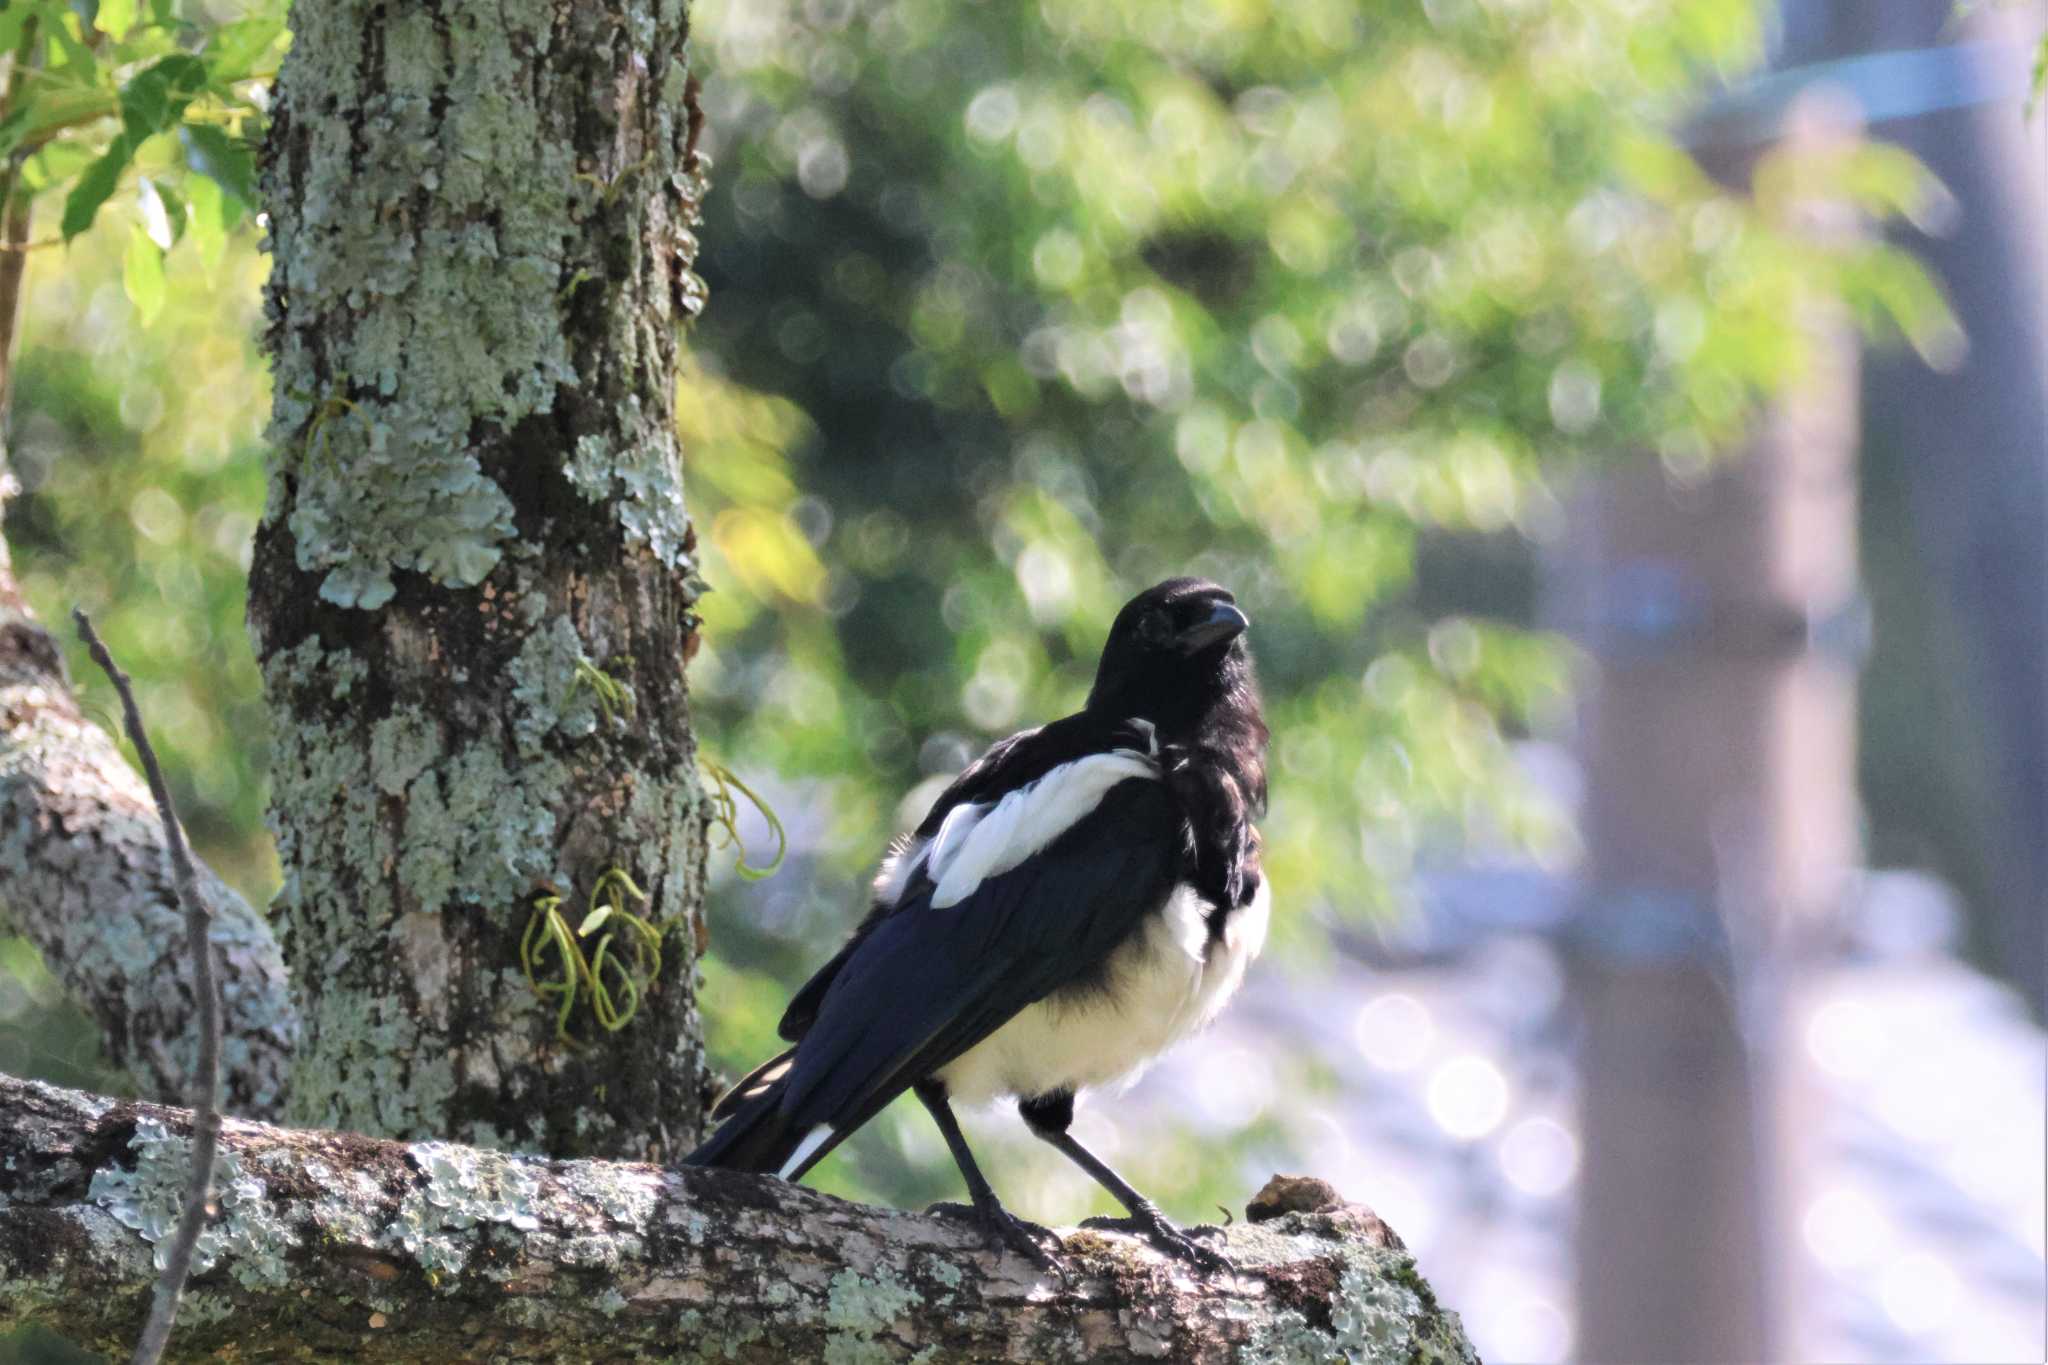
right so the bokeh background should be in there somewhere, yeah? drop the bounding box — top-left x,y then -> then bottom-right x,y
2,1 -> 2041,1362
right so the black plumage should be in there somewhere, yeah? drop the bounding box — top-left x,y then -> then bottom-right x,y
685,577 -> 1268,1271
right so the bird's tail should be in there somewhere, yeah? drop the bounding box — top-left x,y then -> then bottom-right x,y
685,1047 -> 815,1174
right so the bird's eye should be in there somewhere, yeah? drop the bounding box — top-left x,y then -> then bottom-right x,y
1138,610 -> 1170,645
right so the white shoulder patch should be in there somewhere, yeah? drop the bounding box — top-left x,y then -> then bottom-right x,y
871,834 -> 929,908
929,750 -> 1158,908
925,799 -> 985,892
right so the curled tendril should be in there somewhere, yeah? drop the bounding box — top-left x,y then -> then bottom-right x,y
702,758 -> 786,881
519,867 -> 662,1039
517,762 -> 784,1037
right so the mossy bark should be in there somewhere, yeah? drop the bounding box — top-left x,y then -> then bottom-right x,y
0,1075 -> 1482,1364
252,0 -> 713,1157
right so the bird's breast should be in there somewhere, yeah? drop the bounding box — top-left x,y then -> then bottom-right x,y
934,876 -> 1271,1107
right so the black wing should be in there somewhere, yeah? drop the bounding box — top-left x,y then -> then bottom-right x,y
769,773 -> 1182,1178
775,713 -> 1156,1041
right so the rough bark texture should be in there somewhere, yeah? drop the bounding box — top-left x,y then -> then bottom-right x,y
0,1073 -> 1480,1364
252,0 -> 713,1155
0,575 -> 296,1117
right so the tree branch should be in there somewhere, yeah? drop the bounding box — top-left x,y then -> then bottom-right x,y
0,580 -> 296,1117
0,1072 -> 1480,1363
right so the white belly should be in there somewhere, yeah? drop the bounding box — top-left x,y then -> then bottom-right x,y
935,878 -> 1271,1106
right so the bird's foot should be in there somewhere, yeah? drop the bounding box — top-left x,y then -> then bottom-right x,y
928,1199 -> 1068,1280
1087,1201 -> 1235,1276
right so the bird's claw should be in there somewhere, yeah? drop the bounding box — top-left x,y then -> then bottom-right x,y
1118,1203 -> 1235,1276
929,1199 -> 1069,1282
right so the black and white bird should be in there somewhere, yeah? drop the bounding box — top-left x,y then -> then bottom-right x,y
685,577 -> 1268,1271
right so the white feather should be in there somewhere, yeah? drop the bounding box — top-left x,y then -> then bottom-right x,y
929,750 -> 1158,908
777,1124 -> 833,1180
935,876 -> 1272,1106
925,799 -> 986,893
871,835 -> 929,908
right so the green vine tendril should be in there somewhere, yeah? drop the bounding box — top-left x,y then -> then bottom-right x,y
517,761 -> 785,1037
520,867 -> 661,1039
701,758 -> 787,881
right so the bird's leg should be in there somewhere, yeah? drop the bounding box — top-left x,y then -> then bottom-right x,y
914,1081 -> 1065,1275
1019,1091 -> 1234,1275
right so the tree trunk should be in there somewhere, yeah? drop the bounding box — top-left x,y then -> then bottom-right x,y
251,0 -> 713,1157
0,1074 -> 1478,1364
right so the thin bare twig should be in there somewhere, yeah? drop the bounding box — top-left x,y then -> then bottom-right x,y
72,609 -> 223,1365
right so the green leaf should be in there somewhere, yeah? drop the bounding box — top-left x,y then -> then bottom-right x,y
46,12 -> 94,74
0,7 -> 34,55
204,15 -> 286,85
120,54 -> 208,141
577,906 -> 614,936
123,225 -> 166,321
94,0 -> 137,37
61,138 -> 133,241
180,123 -> 254,208
184,170 -> 226,267
0,104 -> 32,161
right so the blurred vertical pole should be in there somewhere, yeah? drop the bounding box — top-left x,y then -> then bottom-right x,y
1557,108 -> 1862,1364
1785,0 -> 2048,1021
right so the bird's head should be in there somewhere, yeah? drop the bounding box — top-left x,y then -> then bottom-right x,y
1086,577 -> 1258,739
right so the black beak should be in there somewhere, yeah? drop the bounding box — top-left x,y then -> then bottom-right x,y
1176,600 -> 1249,653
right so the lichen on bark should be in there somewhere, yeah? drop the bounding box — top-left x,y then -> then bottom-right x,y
0,592 -> 297,1117
0,1076 -> 1482,1363
253,0 -> 713,1157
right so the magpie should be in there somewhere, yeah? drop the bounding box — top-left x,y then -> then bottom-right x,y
685,577 -> 1268,1273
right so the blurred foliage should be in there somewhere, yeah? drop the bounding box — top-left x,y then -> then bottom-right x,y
673,0 -> 1951,1217
8,191 -> 273,893
1,0 -> 279,891
0,0 -> 1957,1248
0,0 -> 278,309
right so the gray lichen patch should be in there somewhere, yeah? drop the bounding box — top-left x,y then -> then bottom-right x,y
265,1 -> 582,610
87,1118 -> 295,1289
396,738 -> 564,914
508,616 -> 613,753
286,988 -> 458,1138
369,705 -> 444,796
264,0 -> 708,610
823,1266 -> 925,1365
264,630 -> 550,1137
1236,1230 -> 1480,1365
306,1157 -> 385,1245
566,427 -> 695,569
386,1142 -> 544,1278
266,634 -> 368,704
554,1159 -> 661,1238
